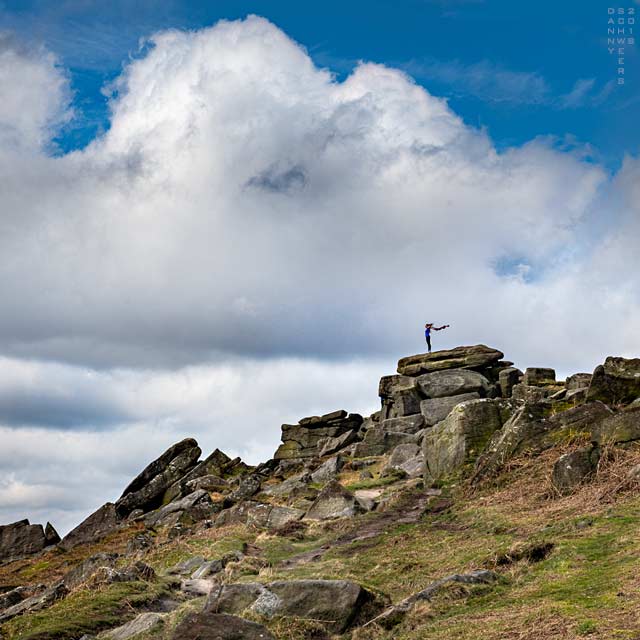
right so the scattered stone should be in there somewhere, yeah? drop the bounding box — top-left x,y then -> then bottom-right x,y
397,345 -> 504,377
0,586 -> 42,613
168,556 -> 207,576
416,368 -> 491,399
214,501 -> 303,530
420,392 -> 481,427
172,612 -> 275,640
181,579 -> 215,597
102,612 -> 165,640
587,357 -> 640,406
206,579 -> 382,633
126,533 -> 154,554
305,481 -> 363,520
423,399 -> 507,481
0,582 -> 68,622
552,447 -> 600,494
359,470 -> 374,480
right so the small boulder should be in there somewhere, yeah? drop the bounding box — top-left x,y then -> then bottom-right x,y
172,612 -> 275,640
591,405 -> 640,445
206,579 -> 382,633
305,481 -> 363,520
145,489 -> 215,528
552,447 -> 600,494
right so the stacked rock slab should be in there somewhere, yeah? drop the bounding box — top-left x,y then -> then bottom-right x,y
365,346 -> 507,459
274,410 -> 363,460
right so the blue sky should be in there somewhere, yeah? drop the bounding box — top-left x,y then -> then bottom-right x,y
1,0 -> 638,166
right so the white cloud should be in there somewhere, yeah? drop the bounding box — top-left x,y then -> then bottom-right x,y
0,16 -> 638,534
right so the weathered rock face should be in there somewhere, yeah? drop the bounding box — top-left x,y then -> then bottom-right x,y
522,368 -> 556,386
566,373 -> 592,390
214,501 -> 304,530
0,519 -> 59,563
384,444 -> 425,479
62,552 -> 120,589
115,439 -> 201,517
310,456 -> 344,484
416,369 -> 491,399
206,579 -> 381,633
587,357 -> 640,406
423,399 -> 508,482
591,405 -> 640,445
305,481 -> 363,520
552,447 -> 600,494
397,345 -> 504,377
145,489 -> 216,528
351,425 -> 416,458
59,502 -> 118,550
472,402 -> 613,483
499,367 -> 523,398
274,411 -> 363,460
420,392 -> 481,427
172,612 -> 275,640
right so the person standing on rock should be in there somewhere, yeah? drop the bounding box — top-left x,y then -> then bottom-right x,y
424,323 -> 449,353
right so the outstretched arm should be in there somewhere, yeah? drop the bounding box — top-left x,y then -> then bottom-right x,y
434,324 -> 450,331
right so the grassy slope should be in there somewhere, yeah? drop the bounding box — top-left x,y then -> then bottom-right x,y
4,443 -> 640,640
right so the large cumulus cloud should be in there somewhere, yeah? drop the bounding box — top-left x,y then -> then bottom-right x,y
0,16 -> 639,532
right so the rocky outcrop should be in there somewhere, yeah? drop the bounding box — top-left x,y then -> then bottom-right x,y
397,345 -> 504,377
420,392 -> 481,427
472,402 -> 613,483
274,411 -> 363,460
587,357 -> 640,406
103,612 -> 166,640
522,368 -> 556,386
116,439 -> 202,517
206,579 -> 382,633
215,500 -> 304,529
416,369 -> 492,398
145,489 -> 217,528
424,399 -> 509,482
499,367 -> 523,398
0,519 -> 60,563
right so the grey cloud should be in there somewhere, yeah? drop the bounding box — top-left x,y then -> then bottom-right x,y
246,164 -> 307,193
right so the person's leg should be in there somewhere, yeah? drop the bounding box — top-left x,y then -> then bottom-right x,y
426,335 -> 431,352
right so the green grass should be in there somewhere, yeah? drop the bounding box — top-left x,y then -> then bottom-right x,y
2,581 -> 171,640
